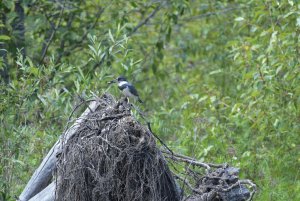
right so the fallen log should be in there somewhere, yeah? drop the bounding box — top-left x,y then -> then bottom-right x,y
18,100 -> 100,201
29,182 -> 55,201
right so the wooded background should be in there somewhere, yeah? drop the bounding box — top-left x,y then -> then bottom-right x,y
0,0 -> 299,200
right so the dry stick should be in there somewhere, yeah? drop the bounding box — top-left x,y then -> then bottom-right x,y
240,179 -> 257,201
162,150 -> 225,168
218,179 -> 256,193
76,113 -> 130,123
164,155 -> 210,172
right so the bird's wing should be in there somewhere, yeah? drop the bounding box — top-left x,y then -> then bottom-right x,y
127,84 -> 139,97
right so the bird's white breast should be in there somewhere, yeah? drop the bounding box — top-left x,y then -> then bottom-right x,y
118,81 -> 138,99
118,81 -> 128,86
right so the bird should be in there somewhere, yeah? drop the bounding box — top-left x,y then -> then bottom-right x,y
108,76 -> 143,103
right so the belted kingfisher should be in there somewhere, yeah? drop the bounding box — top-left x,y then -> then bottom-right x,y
109,76 -> 143,103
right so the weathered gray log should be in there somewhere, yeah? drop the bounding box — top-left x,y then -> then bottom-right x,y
18,101 -> 99,201
28,182 -> 55,201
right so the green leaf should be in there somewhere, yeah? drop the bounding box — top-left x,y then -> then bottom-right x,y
235,17 -> 244,22
0,35 -> 10,41
209,69 -> 222,75
76,66 -> 85,79
29,66 -> 39,76
288,0 -> 294,6
2,0 -> 14,9
198,96 -> 208,103
108,29 -> 115,43
296,17 -> 300,27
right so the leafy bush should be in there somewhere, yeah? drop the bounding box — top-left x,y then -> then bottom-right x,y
0,0 -> 299,200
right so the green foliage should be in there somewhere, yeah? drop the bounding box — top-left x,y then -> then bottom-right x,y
1,0 -> 300,200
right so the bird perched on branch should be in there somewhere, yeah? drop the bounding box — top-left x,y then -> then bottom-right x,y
108,76 -> 143,103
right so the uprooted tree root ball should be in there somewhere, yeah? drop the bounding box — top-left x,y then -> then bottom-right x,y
56,94 -> 256,201
56,94 -> 181,201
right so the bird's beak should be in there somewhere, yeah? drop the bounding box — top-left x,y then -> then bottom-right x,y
107,79 -> 117,84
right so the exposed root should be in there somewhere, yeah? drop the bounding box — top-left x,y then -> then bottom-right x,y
56,94 -> 180,201
163,151 -> 256,201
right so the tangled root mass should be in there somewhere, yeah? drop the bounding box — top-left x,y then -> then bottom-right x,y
56,95 -> 180,201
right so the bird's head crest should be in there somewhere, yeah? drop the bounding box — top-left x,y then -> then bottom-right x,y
117,76 -> 127,82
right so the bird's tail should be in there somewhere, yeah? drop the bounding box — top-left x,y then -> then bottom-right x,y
138,97 -> 143,103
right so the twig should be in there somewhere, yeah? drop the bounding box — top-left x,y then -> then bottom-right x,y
240,179 -> 257,201
97,135 -> 121,151
79,7 -> 105,44
128,4 -> 162,36
127,101 -> 174,154
147,122 -> 174,155
180,6 -> 245,22
91,52 -> 106,71
40,1 -> 65,63
67,99 -> 98,123
164,154 -> 211,171
99,113 -> 130,121
163,151 -> 226,169
173,175 -> 202,194
199,179 -> 256,200
55,12 -> 75,63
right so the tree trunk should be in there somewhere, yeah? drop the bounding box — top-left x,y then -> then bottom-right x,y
0,11 -> 9,83
13,0 -> 26,57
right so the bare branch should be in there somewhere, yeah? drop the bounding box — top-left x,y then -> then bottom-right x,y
165,154 -> 211,170
128,4 -> 162,36
40,1 -> 65,63
180,6 -> 246,22
163,150 -> 226,168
